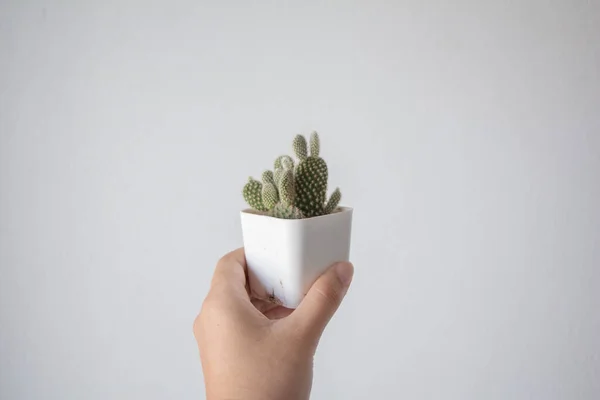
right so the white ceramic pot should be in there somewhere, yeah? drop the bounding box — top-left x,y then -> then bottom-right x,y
240,207 -> 353,308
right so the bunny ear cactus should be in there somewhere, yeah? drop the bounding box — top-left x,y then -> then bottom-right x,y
293,132 -> 341,218
270,169 -> 304,219
242,131 -> 342,219
261,171 -> 279,210
243,177 -> 268,212
242,170 -> 280,212
273,155 -> 294,188
324,187 -> 341,214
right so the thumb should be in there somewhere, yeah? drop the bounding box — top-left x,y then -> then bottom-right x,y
290,261 -> 354,344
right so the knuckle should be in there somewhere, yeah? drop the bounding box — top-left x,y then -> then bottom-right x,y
216,254 -> 231,269
200,291 -> 220,315
207,280 -> 233,301
192,312 -> 202,336
199,288 -> 236,321
217,248 -> 242,266
313,283 -> 342,309
193,294 -> 221,339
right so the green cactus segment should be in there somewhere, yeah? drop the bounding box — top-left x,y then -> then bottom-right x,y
274,157 -> 282,170
274,168 -> 284,187
294,157 -> 328,217
270,203 -> 304,219
243,177 -> 267,211
281,157 -> 293,171
262,170 -> 275,186
309,131 -> 320,157
274,155 -> 293,187
262,182 -> 279,210
274,155 -> 294,170
293,135 -> 308,161
279,169 -> 296,206
283,156 -> 294,169
324,187 -> 341,214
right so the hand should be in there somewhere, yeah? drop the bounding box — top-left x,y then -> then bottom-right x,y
193,248 -> 354,400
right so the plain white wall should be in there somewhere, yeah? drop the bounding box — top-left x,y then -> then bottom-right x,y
1,1 -> 599,399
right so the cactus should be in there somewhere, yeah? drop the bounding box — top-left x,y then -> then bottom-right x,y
293,131 -> 342,217
324,187 -> 341,214
293,135 -> 308,160
262,170 -> 275,186
261,170 -> 278,209
270,169 -> 304,219
278,170 -> 295,206
271,203 -> 304,219
261,182 -> 278,210
310,132 -> 320,157
242,131 -> 342,219
274,155 -> 293,187
243,177 -> 267,211
274,155 -> 294,172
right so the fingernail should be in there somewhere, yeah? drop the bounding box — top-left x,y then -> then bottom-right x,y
335,262 -> 354,287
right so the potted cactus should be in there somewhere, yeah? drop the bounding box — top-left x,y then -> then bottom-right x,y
240,131 -> 353,308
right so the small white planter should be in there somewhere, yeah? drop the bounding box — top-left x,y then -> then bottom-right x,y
240,207 -> 353,308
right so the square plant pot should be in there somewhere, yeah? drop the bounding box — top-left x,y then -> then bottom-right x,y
241,207 -> 353,308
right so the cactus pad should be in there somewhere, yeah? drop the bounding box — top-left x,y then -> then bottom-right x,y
324,187 -> 341,214
274,155 -> 294,170
243,177 -> 267,211
262,182 -> 279,210
309,131 -> 320,157
279,169 -> 296,206
293,135 -> 308,161
294,157 -> 328,217
274,168 -> 284,187
270,203 -> 304,219
262,170 -> 275,186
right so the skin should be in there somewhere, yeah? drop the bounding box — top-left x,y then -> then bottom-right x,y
193,248 -> 354,400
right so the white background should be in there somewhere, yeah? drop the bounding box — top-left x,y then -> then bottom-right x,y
1,1 -> 599,399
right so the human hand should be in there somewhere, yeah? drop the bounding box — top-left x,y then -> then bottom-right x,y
193,248 -> 354,400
